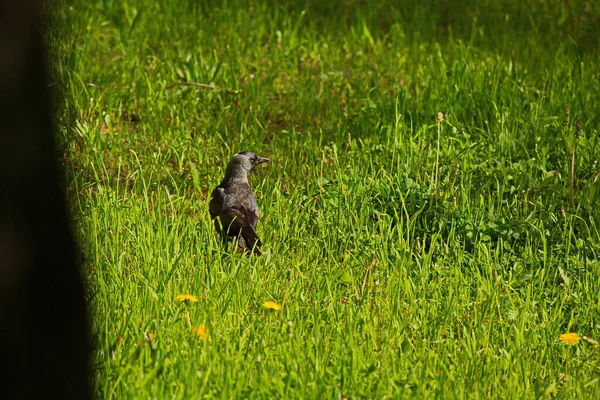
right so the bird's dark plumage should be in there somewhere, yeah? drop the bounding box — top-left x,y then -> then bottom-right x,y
209,152 -> 269,255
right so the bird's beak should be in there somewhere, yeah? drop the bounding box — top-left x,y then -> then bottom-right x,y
256,156 -> 269,164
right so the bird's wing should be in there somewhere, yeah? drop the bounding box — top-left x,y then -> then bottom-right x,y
209,187 -> 225,234
245,200 -> 259,229
236,184 -> 259,229
238,217 -> 262,256
225,205 -> 262,255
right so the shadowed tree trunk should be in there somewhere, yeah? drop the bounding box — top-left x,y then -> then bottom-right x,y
0,1 -> 91,399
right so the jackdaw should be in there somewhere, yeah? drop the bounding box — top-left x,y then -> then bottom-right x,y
209,152 -> 269,255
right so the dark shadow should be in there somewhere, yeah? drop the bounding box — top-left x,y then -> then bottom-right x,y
0,2 -> 91,399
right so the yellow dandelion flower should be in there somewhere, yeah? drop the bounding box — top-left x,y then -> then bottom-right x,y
263,301 -> 282,311
176,294 -> 198,302
192,325 -> 209,340
559,332 -> 580,345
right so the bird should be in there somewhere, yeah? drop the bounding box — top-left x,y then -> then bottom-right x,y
209,152 -> 269,255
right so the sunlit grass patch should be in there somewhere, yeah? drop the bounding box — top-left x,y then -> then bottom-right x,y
49,0 -> 600,398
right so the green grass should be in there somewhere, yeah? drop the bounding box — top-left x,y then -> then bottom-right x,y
49,0 -> 600,398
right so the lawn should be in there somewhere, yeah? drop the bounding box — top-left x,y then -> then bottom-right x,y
49,0 -> 600,398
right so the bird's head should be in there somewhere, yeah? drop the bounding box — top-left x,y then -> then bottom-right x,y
224,151 -> 269,181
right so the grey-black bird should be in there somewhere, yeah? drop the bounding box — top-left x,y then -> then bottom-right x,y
209,152 -> 269,255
